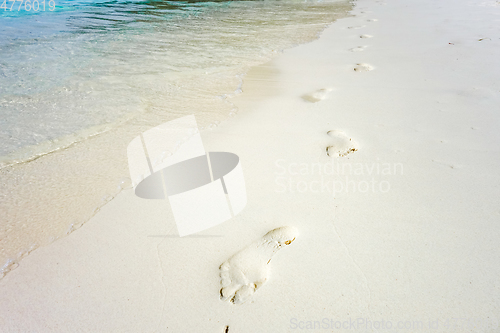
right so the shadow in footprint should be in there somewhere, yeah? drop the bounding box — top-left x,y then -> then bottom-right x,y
353,63 -> 374,72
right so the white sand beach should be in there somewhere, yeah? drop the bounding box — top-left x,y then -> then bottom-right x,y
1,0 -> 499,332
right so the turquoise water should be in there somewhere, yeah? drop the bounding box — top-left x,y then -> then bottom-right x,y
0,0 -> 351,165
0,0 -> 351,278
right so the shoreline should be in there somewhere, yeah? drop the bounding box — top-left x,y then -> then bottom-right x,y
1,0 -> 500,331
0,1 -> 354,279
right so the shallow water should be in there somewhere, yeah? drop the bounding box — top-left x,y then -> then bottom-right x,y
1,0 -> 351,165
0,0 -> 352,278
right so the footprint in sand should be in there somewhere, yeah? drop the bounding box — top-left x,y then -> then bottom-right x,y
301,88 -> 333,103
219,226 -> 298,305
360,34 -> 373,39
326,130 -> 358,157
367,18 -> 378,22
349,46 -> 367,52
353,63 -> 374,72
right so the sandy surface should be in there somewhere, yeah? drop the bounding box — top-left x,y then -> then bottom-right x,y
1,0 -> 499,332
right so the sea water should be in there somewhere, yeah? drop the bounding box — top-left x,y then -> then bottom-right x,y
0,0 -> 351,278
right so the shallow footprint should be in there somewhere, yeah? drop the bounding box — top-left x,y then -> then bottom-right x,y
347,25 -> 366,29
219,226 -> 298,305
360,34 -> 373,39
301,88 -> 332,103
349,46 -> 367,52
326,130 -> 358,157
353,63 -> 374,72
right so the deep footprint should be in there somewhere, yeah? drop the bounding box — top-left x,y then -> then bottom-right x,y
353,63 -> 374,72
326,130 -> 358,157
219,226 -> 298,305
301,88 -> 332,103
360,34 -> 373,38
